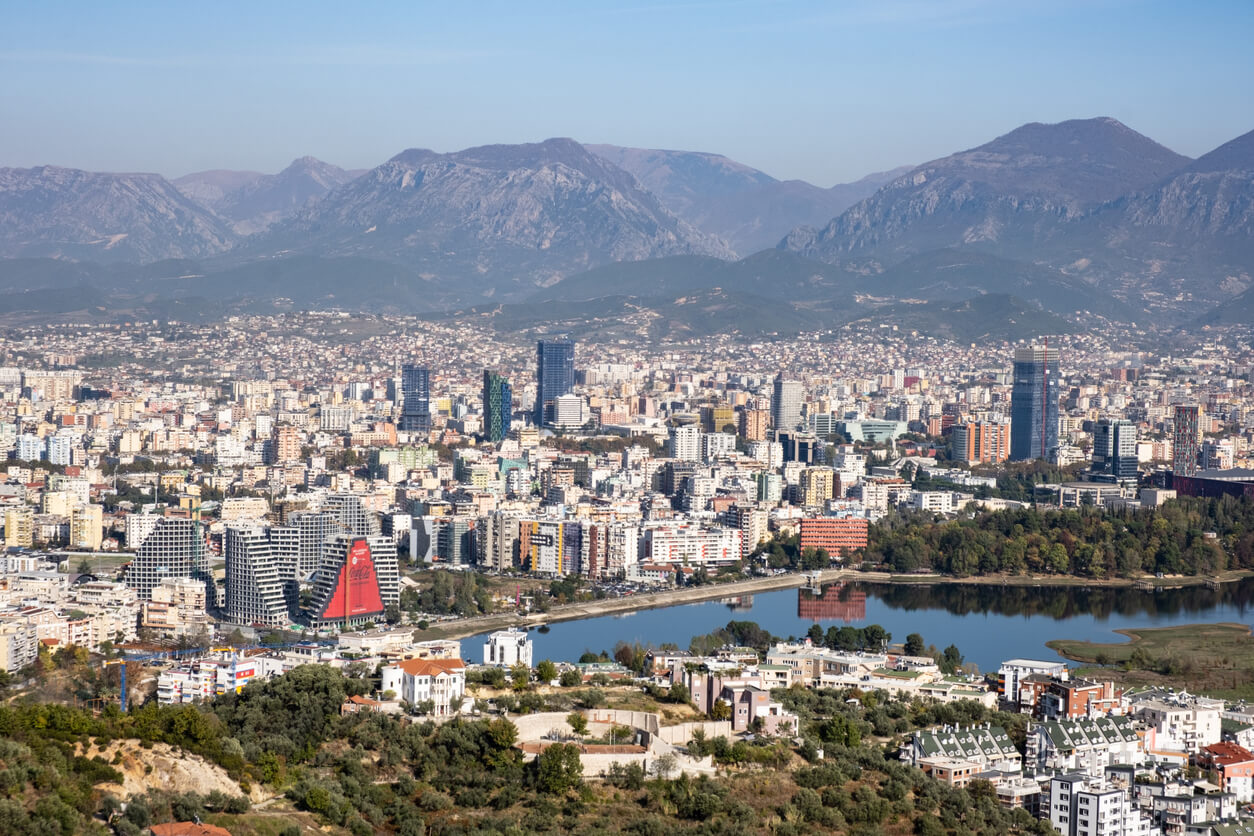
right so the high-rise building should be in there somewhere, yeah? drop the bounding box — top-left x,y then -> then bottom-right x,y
669,425 -> 701,461
482,371 -> 512,442
535,338 -> 575,425
1173,405 -> 1200,477
951,421 -> 1010,465
4,506 -> 33,548
224,525 -> 291,627
125,518 -> 209,601
1091,419 -> 1138,481
772,375 -> 803,431
739,408 -> 769,441
307,534 -> 400,629
400,364 -> 431,434
1010,344 -> 1060,461
272,424 -> 301,464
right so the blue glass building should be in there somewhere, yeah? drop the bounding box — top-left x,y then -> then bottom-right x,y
535,339 -> 575,425
1009,345 -> 1060,461
400,364 -> 431,433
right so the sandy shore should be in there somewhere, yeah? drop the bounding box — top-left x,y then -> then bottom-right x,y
416,568 -> 1254,643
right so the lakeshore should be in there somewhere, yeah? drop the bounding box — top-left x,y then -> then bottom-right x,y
418,568 -> 1254,643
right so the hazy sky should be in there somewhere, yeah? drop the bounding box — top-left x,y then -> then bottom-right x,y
3,0 -> 1252,185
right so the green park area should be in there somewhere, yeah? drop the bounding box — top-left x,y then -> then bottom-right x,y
1047,623 -> 1254,700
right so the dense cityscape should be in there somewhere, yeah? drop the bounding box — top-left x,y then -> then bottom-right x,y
5,2 -> 1254,834
0,311 -> 1253,834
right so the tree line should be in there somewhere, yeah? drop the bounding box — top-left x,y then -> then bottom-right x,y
861,494 -> 1254,578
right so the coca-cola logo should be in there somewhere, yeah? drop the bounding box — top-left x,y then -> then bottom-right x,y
348,563 -> 373,582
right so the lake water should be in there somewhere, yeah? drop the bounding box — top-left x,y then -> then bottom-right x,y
464,577 -> 1254,673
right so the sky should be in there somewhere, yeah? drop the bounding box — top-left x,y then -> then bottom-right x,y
2,0 -> 1252,186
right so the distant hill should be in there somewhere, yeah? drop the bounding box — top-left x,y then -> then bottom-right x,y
588,143 -> 907,255
0,166 -> 238,262
535,249 -> 859,303
870,248 -> 1129,318
841,293 -> 1079,343
240,138 -> 733,297
175,157 -> 365,234
783,117 -> 1191,262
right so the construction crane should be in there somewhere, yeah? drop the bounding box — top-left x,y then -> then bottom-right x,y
101,642 -> 329,712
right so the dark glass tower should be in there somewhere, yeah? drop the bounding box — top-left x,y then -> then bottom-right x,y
535,338 -> 575,425
483,370 -> 512,442
1009,345 -> 1060,461
1092,418 -> 1138,481
400,364 -> 431,433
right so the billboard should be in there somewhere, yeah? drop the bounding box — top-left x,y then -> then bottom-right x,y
318,537 -> 386,620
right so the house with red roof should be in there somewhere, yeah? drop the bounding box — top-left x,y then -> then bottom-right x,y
380,657 -> 466,717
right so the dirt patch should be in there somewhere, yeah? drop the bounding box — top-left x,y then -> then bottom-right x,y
79,740 -> 272,804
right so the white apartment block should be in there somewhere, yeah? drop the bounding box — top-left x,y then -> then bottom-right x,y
483,628 -> 532,668
1130,691 -> 1222,755
1048,774 -> 1153,836
640,523 -> 742,568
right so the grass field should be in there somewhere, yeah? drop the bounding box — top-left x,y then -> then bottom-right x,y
1047,623 -> 1254,700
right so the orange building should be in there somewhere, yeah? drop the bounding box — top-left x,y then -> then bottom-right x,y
798,517 -> 869,560
951,421 -> 1009,465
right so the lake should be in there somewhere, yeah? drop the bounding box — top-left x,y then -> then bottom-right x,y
464,577 -> 1254,673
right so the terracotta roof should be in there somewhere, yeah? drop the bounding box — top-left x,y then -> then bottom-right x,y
1203,741 -> 1254,766
393,657 -> 465,677
346,694 -> 380,706
149,822 -> 234,836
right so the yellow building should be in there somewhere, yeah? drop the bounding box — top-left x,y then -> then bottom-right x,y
4,506 -> 34,548
69,504 -> 104,551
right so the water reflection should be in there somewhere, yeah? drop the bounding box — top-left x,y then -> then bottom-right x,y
859,576 -> 1254,622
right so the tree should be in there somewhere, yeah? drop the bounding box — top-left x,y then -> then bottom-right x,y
510,664 -> 530,691
536,660 -> 558,683
534,743 -> 582,794
653,752 -> 678,779
806,624 -> 824,644
710,699 -> 732,721
567,712 -> 588,737
668,681 -> 690,704
939,644 -> 965,674
904,633 -> 925,656
559,669 -> 582,687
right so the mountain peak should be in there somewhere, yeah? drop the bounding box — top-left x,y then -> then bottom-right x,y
1187,128 -> 1254,173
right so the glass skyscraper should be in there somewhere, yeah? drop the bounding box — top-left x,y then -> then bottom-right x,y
400,364 -> 431,433
1009,344 -> 1060,461
535,338 -> 575,425
482,370 -> 512,442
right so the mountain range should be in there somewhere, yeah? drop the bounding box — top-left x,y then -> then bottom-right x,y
173,157 -> 365,235
1,117 -> 1253,337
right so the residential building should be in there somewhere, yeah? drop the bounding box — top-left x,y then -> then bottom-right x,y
1048,774 -> 1154,836
381,658 -> 467,716
223,524 -> 291,628
951,421 -> 1010,465
901,724 -> 1022,772
125,517 -> 209,601
483,628 -> 532,668
798,517 -> 869,560
1196,742 -> 1254,802
772,375 -> 803,431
